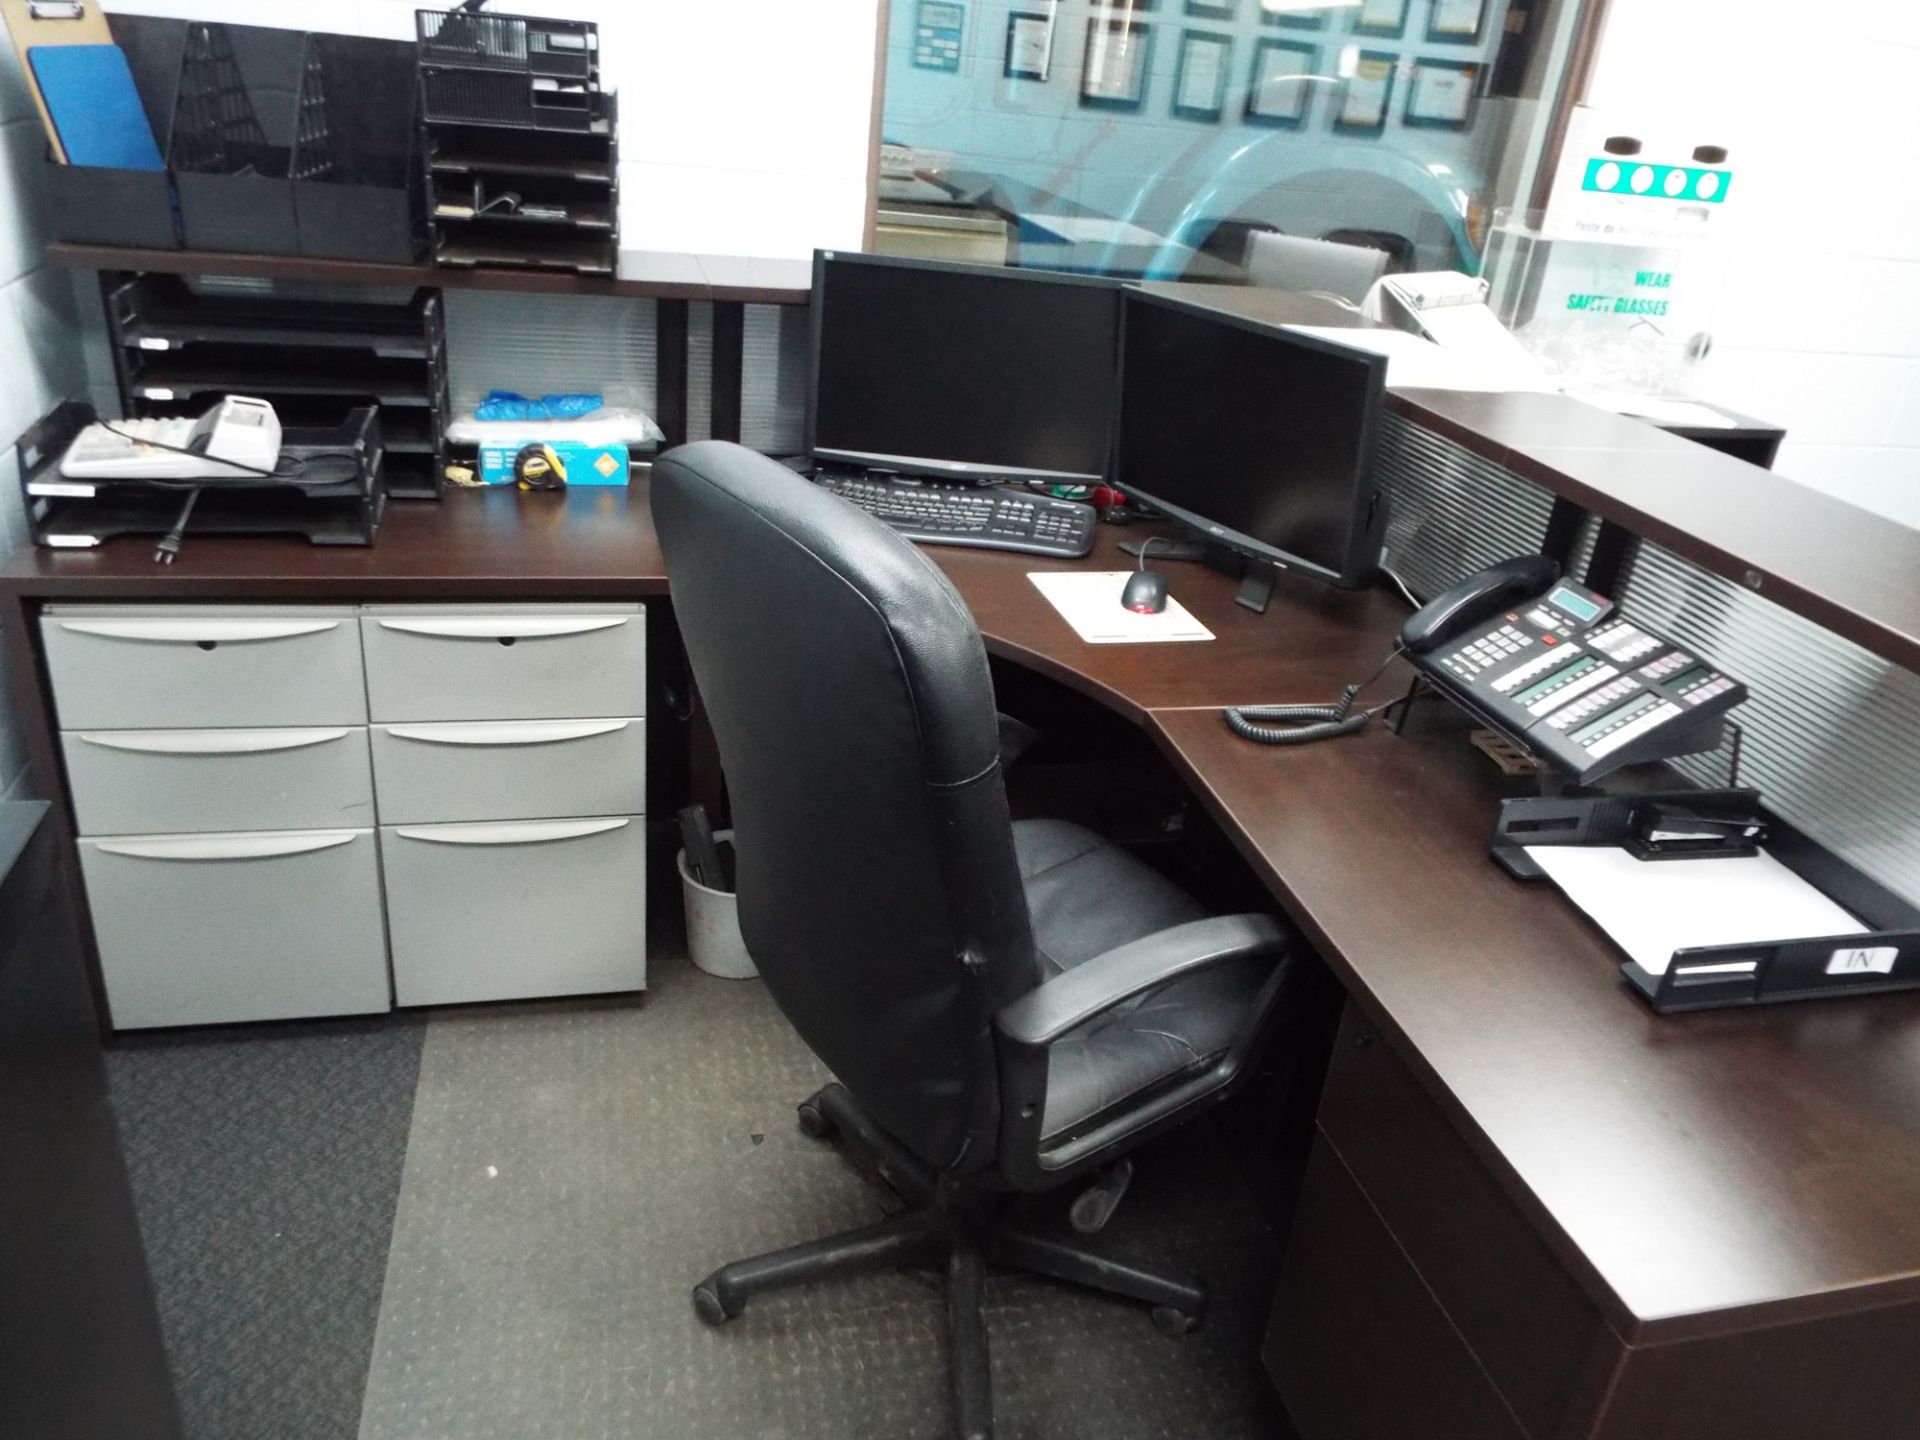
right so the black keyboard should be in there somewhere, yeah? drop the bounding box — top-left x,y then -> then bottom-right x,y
814,472 -> 1096,558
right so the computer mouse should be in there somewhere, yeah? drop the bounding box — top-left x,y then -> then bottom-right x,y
1121,568 -> 1169,615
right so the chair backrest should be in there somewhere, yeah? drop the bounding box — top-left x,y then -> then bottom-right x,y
1244,231 -> 1389,306
654,442 -> 1039,1174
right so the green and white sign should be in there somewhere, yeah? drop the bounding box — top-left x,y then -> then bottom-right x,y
1581,158 -> 1731,204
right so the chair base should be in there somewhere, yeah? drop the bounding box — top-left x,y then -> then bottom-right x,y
692,1083 -> 1208,1440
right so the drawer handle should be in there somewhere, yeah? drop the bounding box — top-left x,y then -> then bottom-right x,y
94,831 -> 360,861
384,719 -> 630,747
60,619 -> 342,645
77,727 -> 353,756
395,818 -> 630,847
376,616 -> 629,641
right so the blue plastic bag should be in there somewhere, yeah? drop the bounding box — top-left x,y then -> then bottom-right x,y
474,390 -> 605,422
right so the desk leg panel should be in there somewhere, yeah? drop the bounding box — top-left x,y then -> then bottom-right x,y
1264,1132 -> 1531,1440
1317,1004 -> 1619,1437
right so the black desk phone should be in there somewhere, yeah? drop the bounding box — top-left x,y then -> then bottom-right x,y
1402,556 -> 1746,782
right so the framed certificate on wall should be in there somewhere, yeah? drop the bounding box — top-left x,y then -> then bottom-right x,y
1352,0 -> 1410,38
1333,50 -> 1396,133
1427,0 -> 1489,44
1262,1 -> 1326,29
1245,38 -> 1317,127
1081,18 -> 1154,111
1005,12 -> 1055,80
1173,31 -> 1233,121
1404,58 -> 1478,129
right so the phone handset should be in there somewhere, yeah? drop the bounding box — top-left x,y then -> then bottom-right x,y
1399,555 -> 1561,656
1222,553 -> 1563,746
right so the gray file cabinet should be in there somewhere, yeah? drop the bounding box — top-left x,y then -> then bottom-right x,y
42,602 -> 649,1028
362,605 -> 648,1006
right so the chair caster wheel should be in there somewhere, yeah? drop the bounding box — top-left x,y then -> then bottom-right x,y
796,1098 -> 835,1140
692,1280 -> 743,1326
1151,1305 -> 1201,1337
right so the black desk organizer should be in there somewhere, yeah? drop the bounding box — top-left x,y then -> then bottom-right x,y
416,9 -> 619,275
16,401 -> 386,548
39,13 -> 184,249
104,272 -> 449,500
167,22 -> 424,262
40,16 -> 424,262
289,34 -> 426,263
1493,790 -> 1920,1013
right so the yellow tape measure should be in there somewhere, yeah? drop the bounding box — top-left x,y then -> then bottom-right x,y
514,443 -> 568,491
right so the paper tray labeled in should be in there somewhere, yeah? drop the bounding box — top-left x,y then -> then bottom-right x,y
1492,791 -> 1920,1013
1527,846 -> 1866,977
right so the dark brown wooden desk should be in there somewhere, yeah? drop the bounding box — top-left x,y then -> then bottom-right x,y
2,486 -> 1917,1440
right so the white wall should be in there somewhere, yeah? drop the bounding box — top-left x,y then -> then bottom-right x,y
1585,0 -> 1920,526
105,0 -> 883,258
0,40 -> 92,797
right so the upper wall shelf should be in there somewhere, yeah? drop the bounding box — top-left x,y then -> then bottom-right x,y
1389,388 -> 1920,676
46,242 -> 812,306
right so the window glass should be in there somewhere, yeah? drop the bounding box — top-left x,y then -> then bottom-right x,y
877,0 -> 1587,283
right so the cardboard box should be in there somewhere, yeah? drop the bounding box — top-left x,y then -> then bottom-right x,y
479,439 -> 630,486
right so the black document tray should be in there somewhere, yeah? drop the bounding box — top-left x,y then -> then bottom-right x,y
1492,790 -> 1920,1013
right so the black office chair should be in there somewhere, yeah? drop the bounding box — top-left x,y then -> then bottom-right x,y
655,441 -> 1298,1440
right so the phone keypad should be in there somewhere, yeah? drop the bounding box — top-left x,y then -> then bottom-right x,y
1587,621 -> 1662,664
1545,675 -> 1641,730
1680,673 -> 1738,706
1490,641 -> 1580,693
1637,650 -> 1692,680
1443,624 -> 1532,678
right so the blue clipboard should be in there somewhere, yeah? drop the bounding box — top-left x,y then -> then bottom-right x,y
28,44 -> 165,171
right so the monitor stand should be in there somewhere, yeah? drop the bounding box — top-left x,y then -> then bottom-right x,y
1119,533 -> 1280,614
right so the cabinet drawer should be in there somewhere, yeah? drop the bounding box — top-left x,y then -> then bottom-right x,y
63,727 -> 374,836
78,829 -> 390,1030
1318,1005 -> 1609,1439
360,605 -> 646,721
369,718 -> 644,824
382,816 -> 645,1006
42,607 -> 366,730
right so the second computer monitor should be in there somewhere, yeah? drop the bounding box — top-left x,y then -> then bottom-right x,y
1113,290 -> 1386,587
808,251 -> 1121,484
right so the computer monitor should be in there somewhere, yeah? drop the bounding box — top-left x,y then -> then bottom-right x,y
1113,289 -> 1387,588
807,251 -> 1121,484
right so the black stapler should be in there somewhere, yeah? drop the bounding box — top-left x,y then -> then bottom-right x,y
1623,799 -> 1768,861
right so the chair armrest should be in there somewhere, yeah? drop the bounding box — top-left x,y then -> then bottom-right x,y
996,712 -> 1042,769
995,913 -> 1288,1050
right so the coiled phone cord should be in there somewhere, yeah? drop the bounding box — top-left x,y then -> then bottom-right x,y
1224,646 -> 1405,746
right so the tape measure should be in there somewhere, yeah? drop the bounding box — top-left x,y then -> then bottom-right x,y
514,442 -> 568,491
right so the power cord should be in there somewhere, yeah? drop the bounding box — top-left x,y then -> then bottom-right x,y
153,488 -> 201,564
1133,535 -> 1177,572
1223,645 -> 1406,746
1379,565 -> 1421,611
96,420 -> 355,485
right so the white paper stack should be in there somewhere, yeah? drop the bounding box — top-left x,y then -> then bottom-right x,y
1529,846 -> 1866,975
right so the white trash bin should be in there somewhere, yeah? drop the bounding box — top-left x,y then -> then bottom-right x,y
678,829 -> 757,979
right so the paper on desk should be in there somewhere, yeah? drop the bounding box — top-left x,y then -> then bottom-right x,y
1569,390 -> 1738,429
1018,214 -> 1167,247
1028,571 -> 1215,644
1530,846 -> 1865,975
1284,326 -> 1556,393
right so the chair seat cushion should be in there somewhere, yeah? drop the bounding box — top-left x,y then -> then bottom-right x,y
1013,819 -> 1276,1143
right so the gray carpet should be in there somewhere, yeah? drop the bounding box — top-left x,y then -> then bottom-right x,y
358,952 -> 1291,1440
106,1013 -> 426,1440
